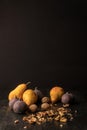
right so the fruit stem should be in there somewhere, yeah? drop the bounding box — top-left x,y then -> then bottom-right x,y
35,87 -> 38,90
26,81 -> 31,86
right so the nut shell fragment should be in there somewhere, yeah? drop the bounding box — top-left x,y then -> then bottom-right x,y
60,117 -> 67,123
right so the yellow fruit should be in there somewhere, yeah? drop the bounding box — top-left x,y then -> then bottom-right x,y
50,86 -> 64,103
23,89 -> 38,106
8,82 -> 31,101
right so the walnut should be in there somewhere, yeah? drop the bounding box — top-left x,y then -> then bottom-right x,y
29,104 -> 38,112
60,117 -> 67,123
14,119 -> 19,124
41,97 -> 50,103
41,103 -> 50,110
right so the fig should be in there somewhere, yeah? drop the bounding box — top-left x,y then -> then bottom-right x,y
13,100 -> 27,114
9,98 -> 18,110
34,87 -> 43,100
61,92 -> 74,104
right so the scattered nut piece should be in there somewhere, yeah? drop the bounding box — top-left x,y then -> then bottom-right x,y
23,117 -> 27,121
75,110 -> 77,113
22,103 -> 76,125
67,113 -> 73,117
27,117 -> 37,124
47,109 -> 55,116
59,111 -> 65,117
57,107 -> 65,112
54,104 -> 57,106
36,121 -> 41,125
60,124 -> 63,128
60,117 -> 67,123
63,104 -> 69,108
47,117 -> 53,121
54,115 -> 60,121
70,117 -> 74,121
23,126 -> 28,129
14,119 -> 19,124
31,117 -> 37,122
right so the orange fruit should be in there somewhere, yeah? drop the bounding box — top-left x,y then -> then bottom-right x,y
50,86 -> 64,103
23,89 -> 38,106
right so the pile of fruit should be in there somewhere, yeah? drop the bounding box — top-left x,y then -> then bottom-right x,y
8,82 -> 76,126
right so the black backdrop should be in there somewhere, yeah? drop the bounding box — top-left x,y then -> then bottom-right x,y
0,1 -> 87,89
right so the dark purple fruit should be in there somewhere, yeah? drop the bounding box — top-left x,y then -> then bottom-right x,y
68,93 -> 74,99
61,92 -> 74,104
34,87 -> 43,100
9,98 -> 18,110
68,93 -> 75,103
13,100 -> 27,114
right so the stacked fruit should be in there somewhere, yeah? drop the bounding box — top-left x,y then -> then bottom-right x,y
8,82 -> 74,114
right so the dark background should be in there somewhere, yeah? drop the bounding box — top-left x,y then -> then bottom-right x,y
0,0 -> 87,89
0,1 -> 87,130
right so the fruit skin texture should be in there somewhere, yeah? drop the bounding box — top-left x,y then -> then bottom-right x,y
8,83 -> 28,101
61,92 -> 74,104
61,93 -> 70,104
13,100 -> 27,114
23,89 -> 38,106
50,86 -> 64,103
34,87 -> 43,100
8,98 -> 18,110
